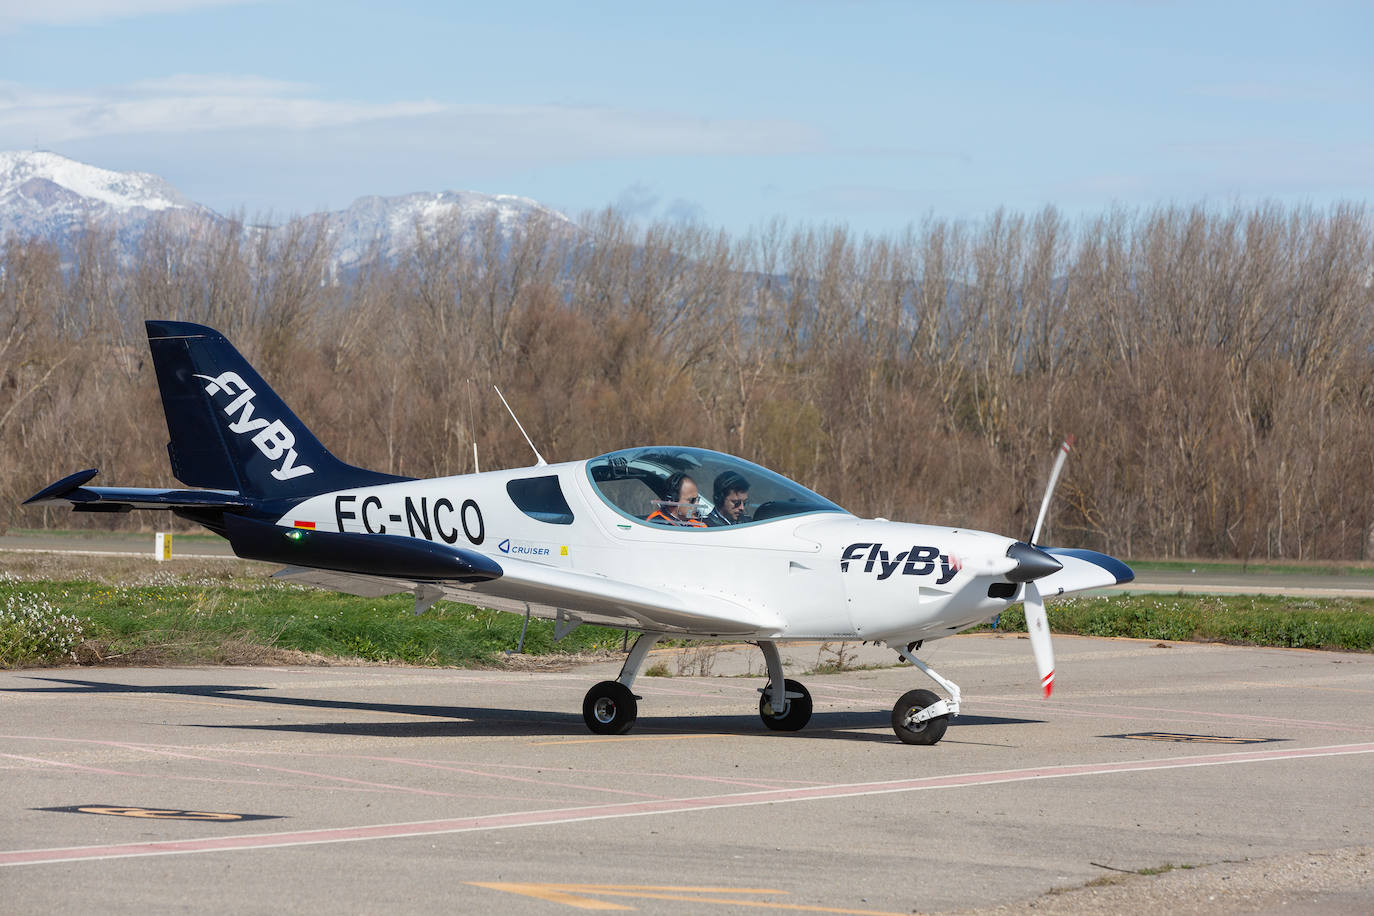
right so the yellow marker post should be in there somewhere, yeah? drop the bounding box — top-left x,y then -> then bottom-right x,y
154,532 -> 173,561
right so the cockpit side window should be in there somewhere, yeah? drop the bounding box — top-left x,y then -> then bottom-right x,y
506,476 -> 575,525
585,446 -> 845,529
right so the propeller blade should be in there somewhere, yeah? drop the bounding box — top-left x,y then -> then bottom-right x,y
1029,436 -> 1074,546
1023,581 -> 1055,697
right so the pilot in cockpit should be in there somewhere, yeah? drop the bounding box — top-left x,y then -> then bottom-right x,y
647,472 -> 707,527
706,471 -> 751,526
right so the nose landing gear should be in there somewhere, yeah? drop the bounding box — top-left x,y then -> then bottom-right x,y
887,641 -> 961,745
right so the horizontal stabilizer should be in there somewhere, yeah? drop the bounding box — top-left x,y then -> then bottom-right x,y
24,469 -> 251,512
225,515 -> 503,582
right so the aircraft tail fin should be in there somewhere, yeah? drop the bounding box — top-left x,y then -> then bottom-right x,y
145,320 -> 408,499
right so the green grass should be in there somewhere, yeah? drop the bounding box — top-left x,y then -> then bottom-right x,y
6,575 -> 1374,669
5,527 -> 227,544
0,577 -> 631,668
1125,558 -> 1374,577
994,593 -> 1374,651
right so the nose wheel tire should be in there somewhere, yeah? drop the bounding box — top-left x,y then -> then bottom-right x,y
892,688 -> 949,745
759,678 -> 812,731
583,681 -> 638,735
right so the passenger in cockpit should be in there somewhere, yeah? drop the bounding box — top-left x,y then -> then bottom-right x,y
647,472 -> 707,527
706,471 -> 751,526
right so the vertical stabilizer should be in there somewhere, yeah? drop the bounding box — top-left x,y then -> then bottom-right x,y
146,320 -> 408,499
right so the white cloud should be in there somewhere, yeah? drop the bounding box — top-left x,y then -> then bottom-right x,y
0,80 -> 445,143
0,79 -> 822,161
0,0 -> 263,29
123,74 -> 313,96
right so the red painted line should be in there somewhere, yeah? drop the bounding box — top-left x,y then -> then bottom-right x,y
0,753 -> 128,776
980,697 -> 1369,734
367,758 -> 670,800
4,742 -> 1372,868
0,737 -> 574,804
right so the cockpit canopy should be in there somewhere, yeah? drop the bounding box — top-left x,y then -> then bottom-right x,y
586,446 -> 846,529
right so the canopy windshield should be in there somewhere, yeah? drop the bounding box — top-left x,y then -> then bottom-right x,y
586,446 -> 846,529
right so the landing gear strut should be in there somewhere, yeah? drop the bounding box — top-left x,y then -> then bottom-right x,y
757,640 -> 812,731
889,642 -> 961,746
581,631 -> 662,735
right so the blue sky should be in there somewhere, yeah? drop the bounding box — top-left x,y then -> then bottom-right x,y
2,0 -> 1370,235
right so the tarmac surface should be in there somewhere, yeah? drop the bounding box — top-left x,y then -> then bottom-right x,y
2,636 -> 1372,913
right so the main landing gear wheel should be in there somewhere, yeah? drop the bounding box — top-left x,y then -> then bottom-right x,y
583,680 -> 638,735
759,679 -> 812,731
892,688 -> 949,745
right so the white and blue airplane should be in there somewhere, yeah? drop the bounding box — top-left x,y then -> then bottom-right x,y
25,321 -> 1132,744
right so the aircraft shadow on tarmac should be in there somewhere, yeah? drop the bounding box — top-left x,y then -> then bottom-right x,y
4,676 -> 1043,743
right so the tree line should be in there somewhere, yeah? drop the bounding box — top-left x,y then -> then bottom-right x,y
2,201 -> 1371,560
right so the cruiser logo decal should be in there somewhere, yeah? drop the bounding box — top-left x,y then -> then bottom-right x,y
497,538 -> 551,557
194,371 -> 313,481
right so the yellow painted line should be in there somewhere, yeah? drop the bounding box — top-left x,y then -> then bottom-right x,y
577,891 -> 907,914
530,734 -> 733,746
466,883 -> 908,915
468,882 -> 631,910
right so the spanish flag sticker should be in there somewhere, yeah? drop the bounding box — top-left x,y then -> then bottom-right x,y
293,521 -> 316,530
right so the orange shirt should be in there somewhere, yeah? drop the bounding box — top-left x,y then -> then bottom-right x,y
646,509 -> 706,528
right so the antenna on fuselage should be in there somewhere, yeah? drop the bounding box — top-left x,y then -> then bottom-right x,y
466,379 -> 481,474
493,386 -> 547,467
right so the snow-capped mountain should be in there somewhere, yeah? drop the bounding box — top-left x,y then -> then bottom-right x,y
0,151 -> 217,243
324,190 -> 574,270
0,151 -> 574,267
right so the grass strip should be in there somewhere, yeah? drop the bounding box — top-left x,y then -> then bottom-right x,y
995,593 -> 1374,651
1124,559 -> 1374,577
5,579 -> 1374,669
0,578 -> 631,668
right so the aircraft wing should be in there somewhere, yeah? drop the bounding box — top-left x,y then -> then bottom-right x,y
274,554 -> 780,637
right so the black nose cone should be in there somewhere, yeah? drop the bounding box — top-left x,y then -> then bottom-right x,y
1005,541 -> 1063,583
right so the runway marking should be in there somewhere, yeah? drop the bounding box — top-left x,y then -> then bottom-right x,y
1,738 -> 565,803
1236,680 -> 1374,695
362,757 -> 670,799
467,882 -> 906,914
38,805 -> 280,823
0,752 -> 129,776
277,751 -> 816,790
1109,732 -> 1280,744
1,745 -> 541,801
93,692 -> 452,720
980,696 -> 1367,734
3,741 -> 1372,868
531,734 -> 735,746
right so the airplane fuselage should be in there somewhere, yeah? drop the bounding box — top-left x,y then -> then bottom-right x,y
281,460 -> 1019,644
